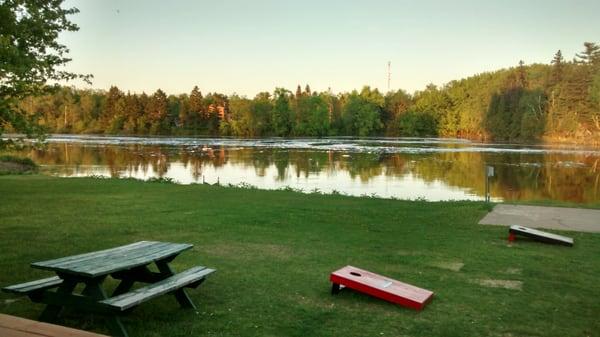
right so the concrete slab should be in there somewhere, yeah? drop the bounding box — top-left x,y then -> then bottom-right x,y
479,204 -> 600,233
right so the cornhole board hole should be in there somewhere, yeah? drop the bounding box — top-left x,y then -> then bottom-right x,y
330,265 -> 433,310
508,225 -> 573,246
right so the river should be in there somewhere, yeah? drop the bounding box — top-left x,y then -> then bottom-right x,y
6,135 -> 600,203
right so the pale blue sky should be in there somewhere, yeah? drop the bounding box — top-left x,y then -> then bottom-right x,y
60,0 -> 600,96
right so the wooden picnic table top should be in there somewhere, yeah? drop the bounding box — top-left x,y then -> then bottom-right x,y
31,241 -> 192,278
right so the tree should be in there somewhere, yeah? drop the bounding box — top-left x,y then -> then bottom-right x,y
304,84 -> 311,96
550,50 -> 565,84
227,95 -> 252,136
591,72 -> 600,130
575,42 -> 600,67
342,88 -> 383,137
517,60 -> 528,88
397,110 -> 437,137
188,86 -> 203,131
518,89 -> 546,140
272,88 -> 293,136
249,92 -> 272,136
0,0 -> 90,143
146,89 -> 168,134
176,94 -> 189,130
136,93 -> 150,133
384,89 -> 413,135
100,86 -> 123,130
77,90 -> 102,132
122,93 -> 142,134
303,95 -> 329,136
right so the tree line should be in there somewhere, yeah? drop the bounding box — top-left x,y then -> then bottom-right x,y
13,42 -> 600,142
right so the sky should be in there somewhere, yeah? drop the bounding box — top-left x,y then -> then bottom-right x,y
59,0 -> 600,97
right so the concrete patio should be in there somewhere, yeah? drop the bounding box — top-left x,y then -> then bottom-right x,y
479,204 -> 600,233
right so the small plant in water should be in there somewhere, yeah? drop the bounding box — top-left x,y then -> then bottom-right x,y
235,182 -> 258,190
280,186 -> 304,193
89,174 -> 109,179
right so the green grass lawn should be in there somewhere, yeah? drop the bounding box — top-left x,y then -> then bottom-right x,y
1,175 -> 599,337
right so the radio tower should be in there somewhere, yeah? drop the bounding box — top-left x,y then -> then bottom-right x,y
387,61 -> 391,91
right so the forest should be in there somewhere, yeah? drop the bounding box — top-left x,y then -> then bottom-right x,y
11,42 -> 600,143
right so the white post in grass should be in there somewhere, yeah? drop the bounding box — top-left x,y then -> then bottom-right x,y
485,165 -> 494,203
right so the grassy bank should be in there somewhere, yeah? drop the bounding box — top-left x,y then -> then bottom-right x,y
1,176 -> 599,337
0,155 -> 37,175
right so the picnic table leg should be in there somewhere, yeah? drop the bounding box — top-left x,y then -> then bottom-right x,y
112,279 -> 135,297
38,278 -> 77,322
82,278 -> 129,337
111,265 -> 159,296
155,260 -> 196,310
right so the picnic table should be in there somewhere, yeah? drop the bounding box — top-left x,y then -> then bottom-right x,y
2,241 -> 215,337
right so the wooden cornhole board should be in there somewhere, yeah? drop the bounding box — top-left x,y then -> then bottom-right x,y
509,225 -> 574,246
330,265 -> 433,310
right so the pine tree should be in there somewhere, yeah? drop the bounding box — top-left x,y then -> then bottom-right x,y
550,50 -> 565,84
305,84 -> 312,96
575,42 -> 600,66
188,86 -> 204,131
517,60 -> 528,88
101,86 -> 123,130
147,89 -> 168,134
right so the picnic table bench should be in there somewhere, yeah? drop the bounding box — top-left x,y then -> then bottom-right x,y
2,241 -> 215,337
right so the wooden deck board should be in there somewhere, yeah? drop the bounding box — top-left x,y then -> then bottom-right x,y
0,314 -> 108,337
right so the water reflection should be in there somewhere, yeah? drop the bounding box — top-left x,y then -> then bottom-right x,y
8,139 -> 600,203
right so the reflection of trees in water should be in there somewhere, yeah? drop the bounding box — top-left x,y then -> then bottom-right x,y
336,153 -> 384,182
272,151 -> 289,181
411,151 -> 600,203
14,143 -> 600,203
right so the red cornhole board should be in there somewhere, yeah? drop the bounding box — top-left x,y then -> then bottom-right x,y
330,265 -> 433,310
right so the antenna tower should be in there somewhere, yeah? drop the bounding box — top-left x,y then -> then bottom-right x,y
387,61 -> 391,91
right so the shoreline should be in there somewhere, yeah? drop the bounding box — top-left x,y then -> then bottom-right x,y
4,133 -> 600,148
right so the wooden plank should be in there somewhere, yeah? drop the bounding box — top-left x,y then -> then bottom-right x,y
76,245 -> 189,276
2,276 -> 63,294
32,241 -> 167,271
33,241 -> 154,268
0,314 -> 108,337
51,242 -> 173,271
330,265 -> 434,310
32,241 -> 193,277
101,266 -> 215,311
58,243 -> 175,275
509,225 -> 574,246
0,326 -> 37,337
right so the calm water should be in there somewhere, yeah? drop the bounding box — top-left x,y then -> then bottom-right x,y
7,135 -> 600,203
